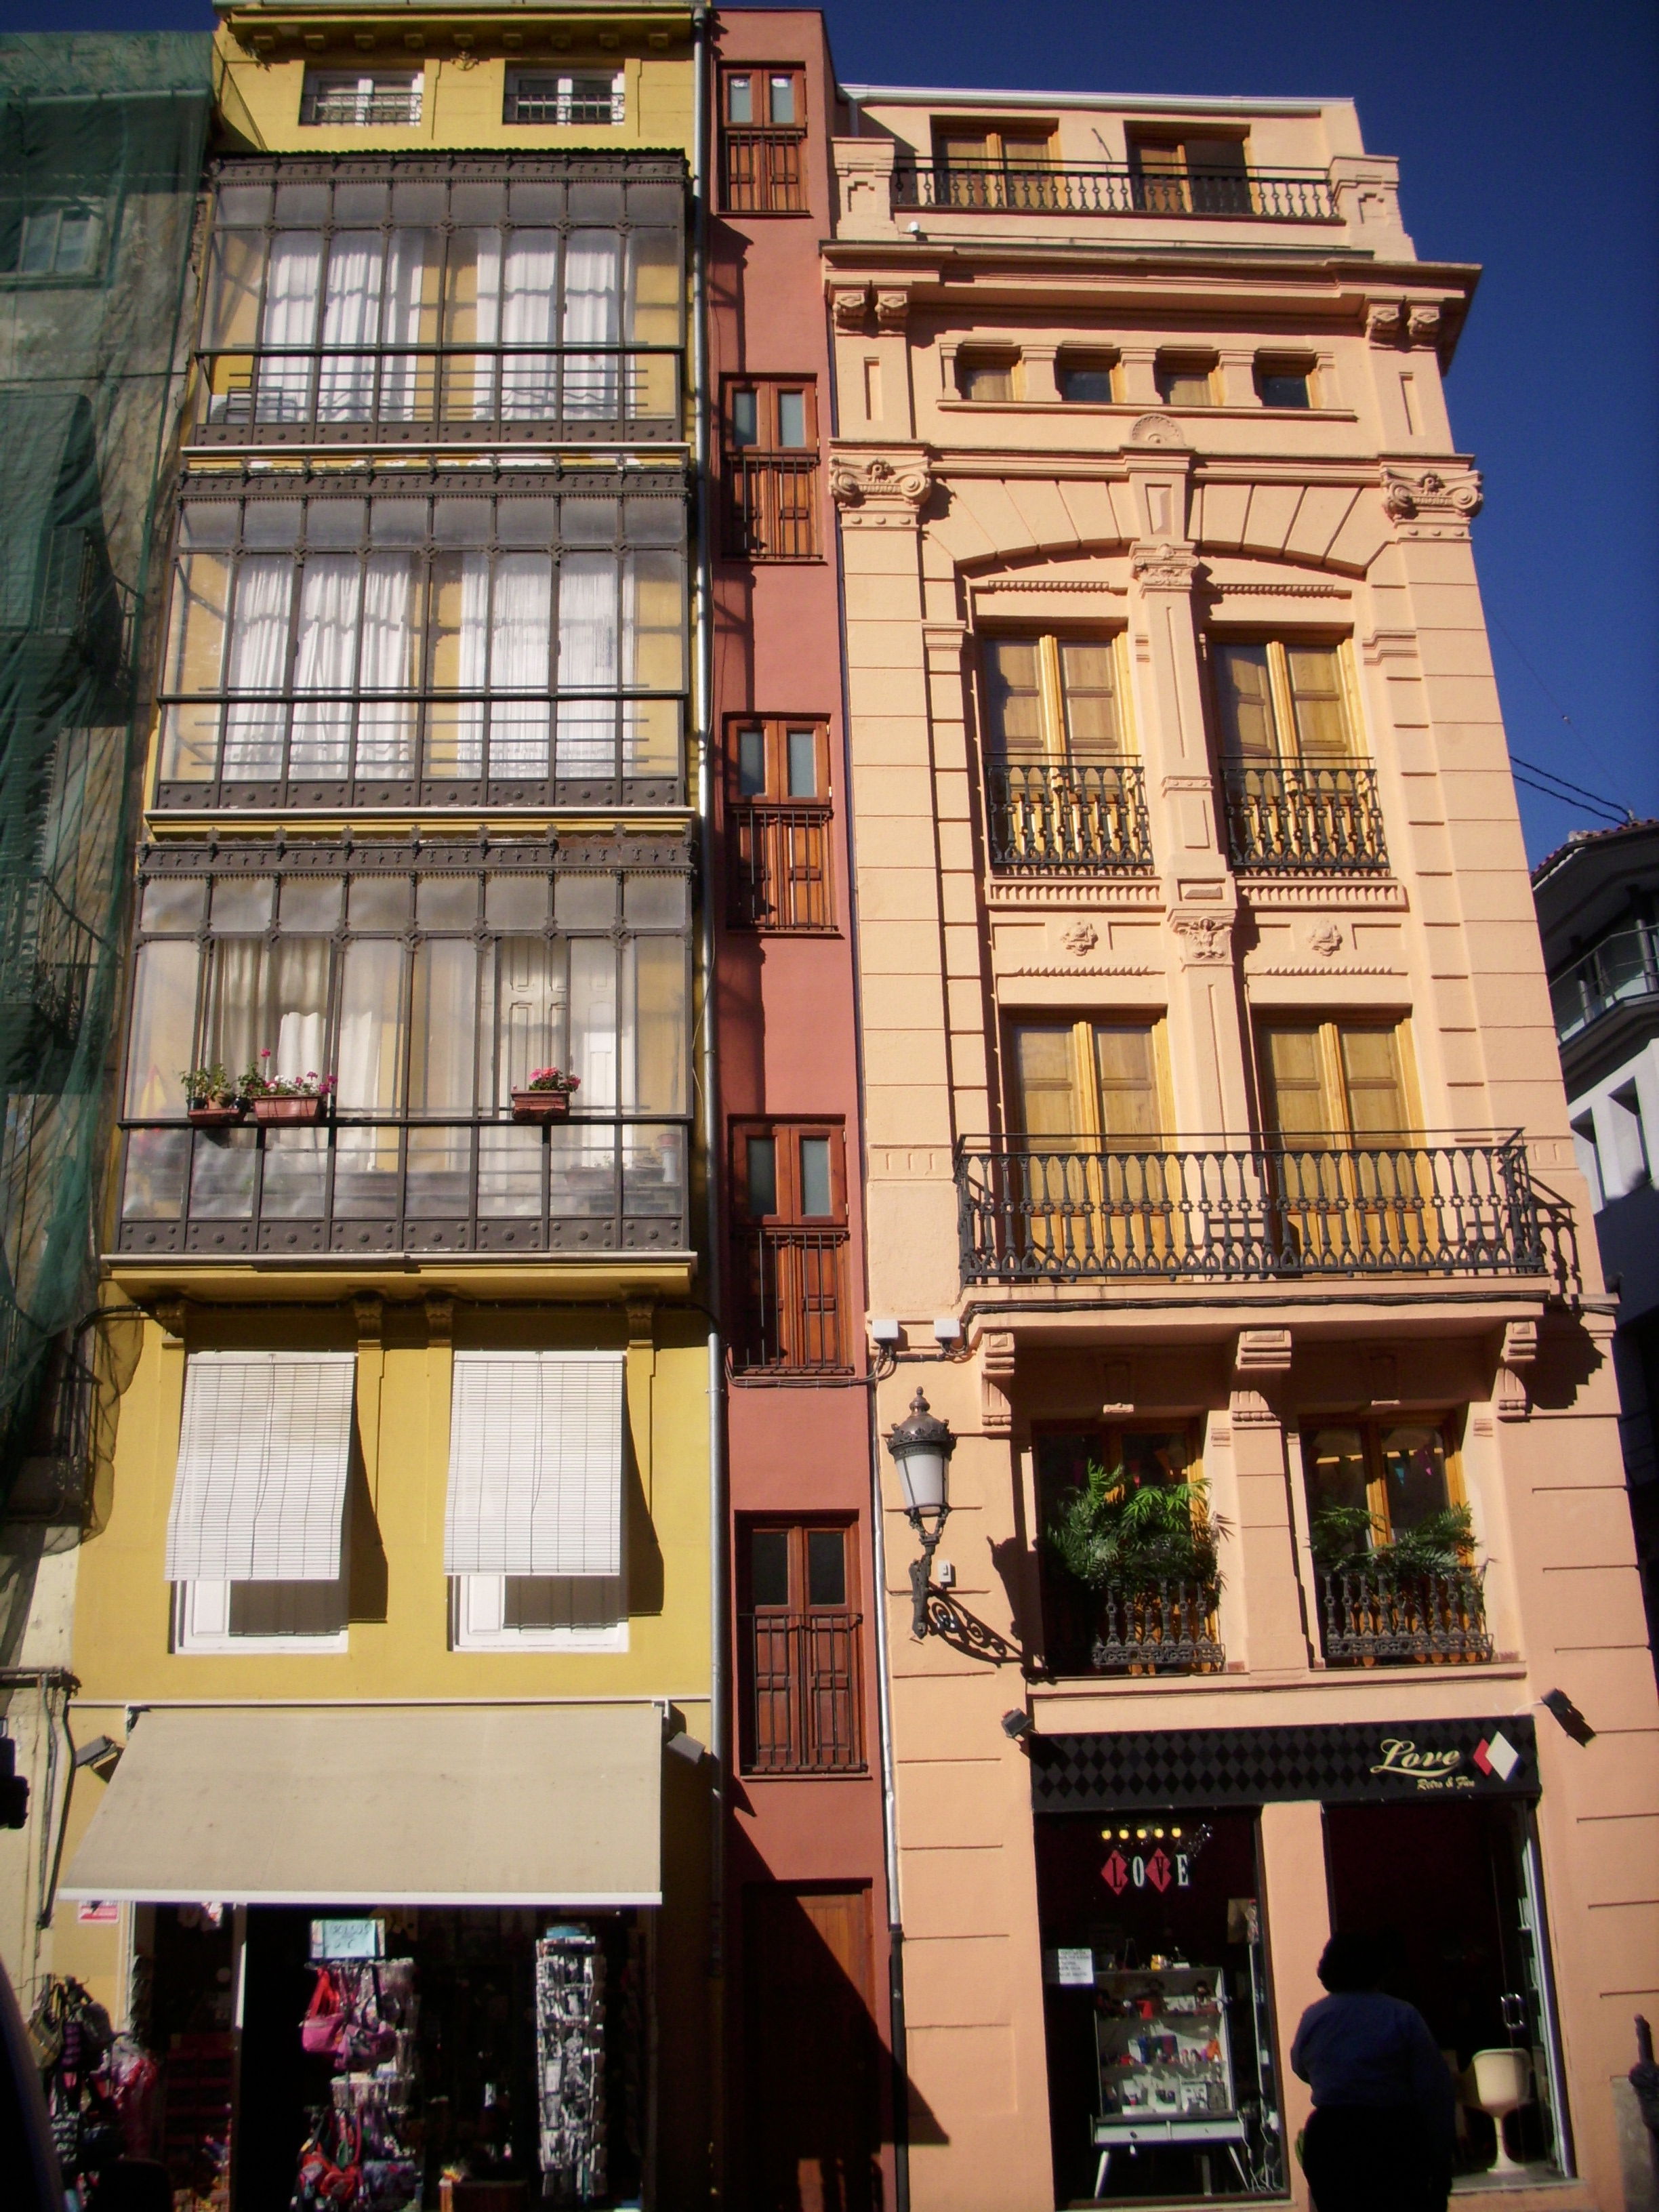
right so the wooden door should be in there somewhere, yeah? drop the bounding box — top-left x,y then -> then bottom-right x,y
744,1885 -> 878,2212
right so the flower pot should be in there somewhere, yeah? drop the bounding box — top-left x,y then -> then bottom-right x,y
249,1095 -> 325,1124
511,1089 -> 572,1124
186,1105 -> 243,1128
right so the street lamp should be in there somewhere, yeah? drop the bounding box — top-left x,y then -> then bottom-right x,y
886,1388 -> 956,1640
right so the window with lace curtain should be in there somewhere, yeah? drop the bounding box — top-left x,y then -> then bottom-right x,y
193,158 -> 683,441
155,475 -> 688,808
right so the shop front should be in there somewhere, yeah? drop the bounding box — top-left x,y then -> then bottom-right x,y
58,1702 -> 672,2210
1031,1715 -> 1571,2204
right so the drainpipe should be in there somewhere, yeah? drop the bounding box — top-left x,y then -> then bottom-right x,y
689,8 -> 728,2205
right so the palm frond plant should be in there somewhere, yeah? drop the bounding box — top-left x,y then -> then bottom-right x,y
1310,1500 -> 1477,1578
1044,1461 -> 1229,1673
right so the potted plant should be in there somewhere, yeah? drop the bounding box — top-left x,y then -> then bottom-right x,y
241,1048 -> 337,1124
1045,1460 -> 1227,1672
1309,1500 -> 1477,1579
511,1066 -> 580,1124
180,1063 -> 242,1127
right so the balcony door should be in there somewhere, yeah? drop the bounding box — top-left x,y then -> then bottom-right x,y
1211,638 -> 1385,872
933,123 -> 1057,209
981,632 -> 1143,872
1257,1017 -> 1424,1264
1007,1019 -> 1174,1268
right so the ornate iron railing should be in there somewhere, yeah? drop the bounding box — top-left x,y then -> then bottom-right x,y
722,127 -> 807,213
724,453 -> 819,559
733,1227 -> 852,1372
115,1115 -> 689,1258
956,1139 -> 1544,1284
987,760 -> 1153,875
1549,923 -> 1659,1047
1091,1581 -> 1225,1674
895,160 -> 1336,222
299,87 -> 424,128
1317,1567 -> 1493,1665
741,1608 -> 863,1772
191,343 -> 681,446
1224,760 -> 1389,874
726,800 -> 834,929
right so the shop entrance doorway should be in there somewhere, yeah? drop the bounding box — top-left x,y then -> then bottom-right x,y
1324,1799 -> 1569,2183
1036,1808 -> 1284,2203
742,1884 -> 880,2212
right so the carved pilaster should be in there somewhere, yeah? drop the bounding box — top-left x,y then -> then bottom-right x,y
1169,911 -> 1233,967
874,287 -> 909,331
1366,300 -> 1406,346
1231,1328 -> 1292,1426
1496,1318 -> 1538,1422
1130,542 -> 1202,591
831,285 -> 872,331
829,447 -> 932,529
1380,464 -> 1483,537
981,1331 -> 1016,1436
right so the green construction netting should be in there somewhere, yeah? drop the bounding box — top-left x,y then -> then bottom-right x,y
0,35 -> 211,1504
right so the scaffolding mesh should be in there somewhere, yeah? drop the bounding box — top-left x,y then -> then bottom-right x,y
0,35 -> 211,1505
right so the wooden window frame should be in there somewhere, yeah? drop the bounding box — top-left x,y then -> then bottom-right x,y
1207,634 -> 1364,765
720,67 -> 808,216
929,120 -> 1060,209
955,350 -> 1021,403
722,378 -> 820,560
1004,1015 -> 1174,1143
1154,350 -> 1220,407
1253,1014 -> 1421,1145
1298,1414 -> 1467,1550
738,1516 -> 865,1774
725,715 -> 834,933
731,1120 -> 851,1372
979,630 -> 1136,766
1127,129 -> 1253,215
734,1120 -> 846,1227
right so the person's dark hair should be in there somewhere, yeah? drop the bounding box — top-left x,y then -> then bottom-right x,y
1317,1931 -> 1387,1993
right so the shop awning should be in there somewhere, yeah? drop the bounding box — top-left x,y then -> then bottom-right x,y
165,1352 -> 356,1583
59,1703 -> 663,1907
443,1351 -> 625,1578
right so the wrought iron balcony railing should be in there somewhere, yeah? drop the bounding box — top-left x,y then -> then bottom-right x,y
1090,1581 -> 1225,1674
191,344 -> 682,447
895,159 -> 1336,222
722,127 -> 808,213
957,1139 -> 1544,1284
153,694 -> 683,813
300,87 -> 424,128
115,1116 -> 689,1259
726,800 -> 834,929
987,760 -> 1153,875
1224,760 -> 1389,875
723,454 -> 819,560
1549,923 -> 1659,1047
740,1609 -> 864,1773
1317,1566 -> 1494,1666
733,1226 -> 853,1372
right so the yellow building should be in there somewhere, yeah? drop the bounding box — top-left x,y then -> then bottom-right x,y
49,5 -> 714,2204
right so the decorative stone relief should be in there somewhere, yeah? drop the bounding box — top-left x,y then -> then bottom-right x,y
981,1330 -> 1016,1435
1128,413 -> 1189,448
1496,1317 -> 1538,1422
831,286 -> 872,331
1366,301 -> 1405,346
1406,304 -> 1442,346
1130,541 -> 1200,590
1309,921 -> 1345,960
874,288 -> 909,330
1061,920 -> 1099,958
1231,1328 -> 1291,1427
1380,466 -> 1483,525
1170,912 -> 1232,966
829,451 -> 931,525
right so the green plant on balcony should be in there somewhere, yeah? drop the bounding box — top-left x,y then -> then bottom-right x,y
1310,1501 -> 1477,1577
1045,1463 -> 1227,1671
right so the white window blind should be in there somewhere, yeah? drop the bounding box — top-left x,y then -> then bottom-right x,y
165,1353 -> 356,1584
444,1352 -> 625,1578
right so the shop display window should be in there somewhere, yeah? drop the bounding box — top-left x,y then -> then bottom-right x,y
1325,1799 -> 1569,2183
1036,1808 -> 1284,2200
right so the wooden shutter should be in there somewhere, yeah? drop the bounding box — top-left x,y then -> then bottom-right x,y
165,1352 -> 355,1584
444,1351 -> 624,1577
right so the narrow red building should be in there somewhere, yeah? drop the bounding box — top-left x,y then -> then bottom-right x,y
708,12 -> 897,2208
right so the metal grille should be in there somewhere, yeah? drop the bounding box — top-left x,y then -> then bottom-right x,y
987,761 -> 1153,874
734,1227 -> 851,1371
1090,1582 -> 1225,1674
957,1139 -> 1544,1283
299,87 -> 423,128
722,129 -> 807,213
1224,761 -> 1389,874
724,455 -> 819,560
897,160 -> 1336,222
726,801 -> 834,929
1549,922 -> 1659,1046
741,1609 -> 863,1772
1317,1568 -> 1494,1666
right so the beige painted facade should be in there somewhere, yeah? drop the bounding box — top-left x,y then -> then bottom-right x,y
826,91 -> 1659,2212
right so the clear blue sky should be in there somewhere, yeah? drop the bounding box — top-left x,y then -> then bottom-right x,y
7,0 -> 1655,863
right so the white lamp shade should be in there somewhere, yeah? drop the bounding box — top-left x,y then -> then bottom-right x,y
895,1443 -> 948,1517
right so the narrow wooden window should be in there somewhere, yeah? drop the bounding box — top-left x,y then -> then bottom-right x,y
740,1519 -> 863,1771
721,67 -> 808,214
732,1121 -> 850,1371
1212,639 -> 1356,763
725,717 -> 832,930
1256,1017 -> 1414,1143
723,381 -> 819,558
1008,1019 -> 1168,1145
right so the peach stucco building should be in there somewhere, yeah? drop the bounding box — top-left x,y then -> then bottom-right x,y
822,80 -> 1659,2212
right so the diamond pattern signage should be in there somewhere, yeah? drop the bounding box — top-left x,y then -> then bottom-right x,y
1031,1715 -> 1538,1812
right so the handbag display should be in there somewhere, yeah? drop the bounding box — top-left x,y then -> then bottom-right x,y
302,1967 -> 349,2060
293,2108 -> 363,2209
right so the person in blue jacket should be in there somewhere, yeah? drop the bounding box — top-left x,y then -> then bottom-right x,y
1291,1930 -> 1456,2212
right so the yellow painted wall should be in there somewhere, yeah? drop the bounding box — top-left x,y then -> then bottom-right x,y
214,28 -> 695,158
70,1298 -> 710,1712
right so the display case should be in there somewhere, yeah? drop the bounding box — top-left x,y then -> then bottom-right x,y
1090,1965 -> 1248,2189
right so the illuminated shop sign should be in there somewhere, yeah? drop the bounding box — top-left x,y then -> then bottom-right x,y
1031,1716 -> 1538,1814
